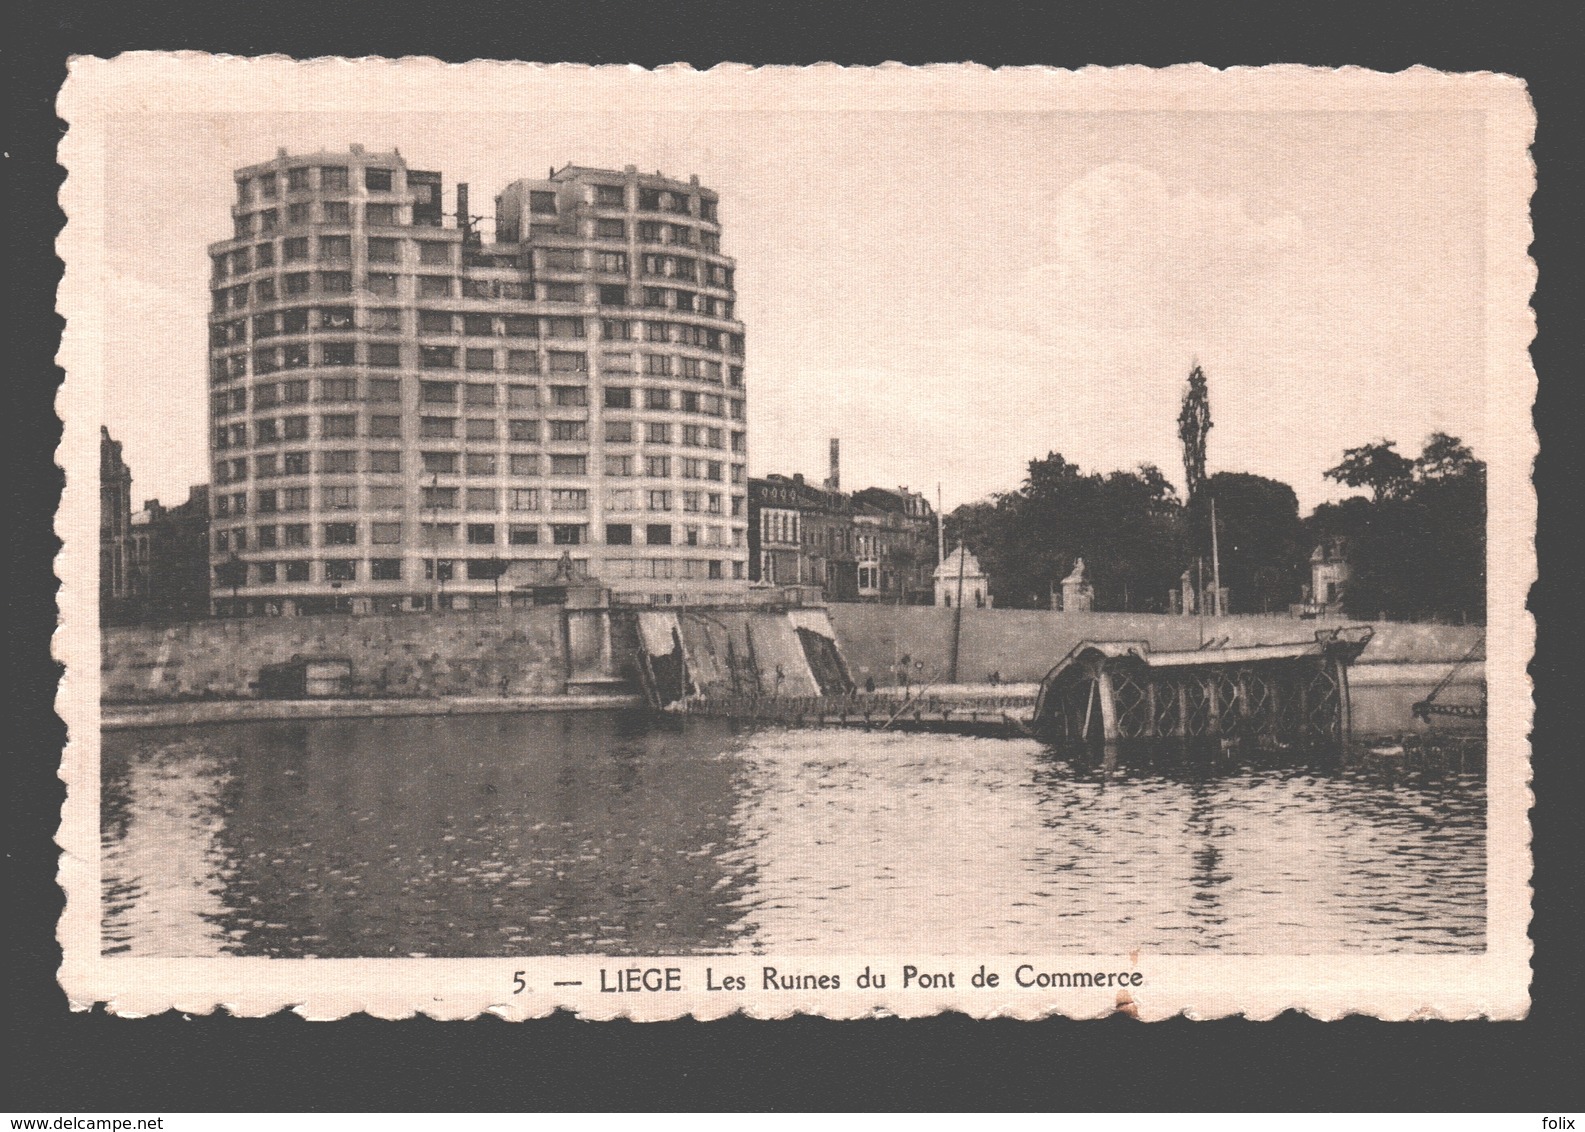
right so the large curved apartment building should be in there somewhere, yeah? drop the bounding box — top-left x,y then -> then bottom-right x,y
207,147 -> 749,614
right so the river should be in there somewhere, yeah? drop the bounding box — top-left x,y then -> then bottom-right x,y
100,710 -> 1485,958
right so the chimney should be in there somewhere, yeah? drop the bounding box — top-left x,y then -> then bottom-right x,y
457,182 -> 471,240
826,438 -> 841,492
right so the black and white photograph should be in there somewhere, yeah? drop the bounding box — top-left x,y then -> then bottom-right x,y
55,58 -> 1534,1020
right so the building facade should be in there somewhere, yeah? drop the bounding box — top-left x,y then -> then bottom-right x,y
748,473 -> 936,604
100,426 -> 134,621
208,147 -> 749,615
129,486 -> 212,623
747,474 -> 857,601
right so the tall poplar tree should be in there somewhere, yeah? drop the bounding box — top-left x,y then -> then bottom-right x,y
1177,363 -> 1213,504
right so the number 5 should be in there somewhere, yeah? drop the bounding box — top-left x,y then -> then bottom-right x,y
513,971 -> 526,994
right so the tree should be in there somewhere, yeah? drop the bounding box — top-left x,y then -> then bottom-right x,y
946,453 -> 1187,611
1310,433 -> 1485,622
1189,472 -> 1305,613
1325,439 -> 1414,502
1177,363 -> 1213,504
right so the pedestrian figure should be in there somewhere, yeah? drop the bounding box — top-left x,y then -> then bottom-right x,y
865,675 -> 876,694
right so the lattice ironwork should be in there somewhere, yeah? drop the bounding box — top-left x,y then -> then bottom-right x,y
1151,678 -> 1180,737
1112,667 -> 1152,739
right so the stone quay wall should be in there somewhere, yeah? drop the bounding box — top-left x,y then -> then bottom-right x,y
101,603 -> 1484,737
823,605 -> 1482,686
101,608 -> 570,703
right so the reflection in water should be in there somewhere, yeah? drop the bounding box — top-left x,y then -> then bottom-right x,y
101,712 -> 1484,957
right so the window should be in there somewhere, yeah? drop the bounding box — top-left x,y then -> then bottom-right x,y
371,558 -> 402,580
320,165 -> 349,191
320,235 -> 352,261
321,271 -> 352,294
467,523 -> 496,545
282,522 -> 311,547
322,449 -> 357,474
255,452 -> 279,476
647,490 -> 672,512
422,486 -> 458,510
509,488 -> 539,511
322,413 -> 356,438
283,451 -> 309,475
368,491 -> 403,518
322,343 -> 357,368
419,242 -> 451,265
681,425 -> 703,447
543,282 -> 579,303
419,310 -> 454,334
422,451 -> 458,474
638,220 -> 663,242
681,457 -> 703,479
323,486 -> 357,510
603,320 -> 634,342
283,416 -> 310,440
506,350 -> 538,374
681,391 -> 701,413
465,418 -> 496,441
646,422 -> 671,444
508,419 -> 539,442
256,488 -> 278,513
369,450 -> 402,473
367,272 -> 399,296
550,455 -> 587,477
551,524 -> 584,545
418,276 -> 452,298
645,354 -> 673,376
605,420 -> 633,443
465,452 -> 497,475
643,287 -> 667,308
366,166 -> 393,191
421,416 -> 457,438
596,218 -> 626,240
706,460 -> 724,481
550,489 -> 588,512
645,388 -> 670,411
606,489 -> 636,512
423,523 -> 459,547
283,343 -> 311,369
548,351 -> 587,374
323,522 -> 358,545
287,202 -> 311,228
324,559 -> 356,581
465,382 -> 496,406
366,203 -> 398,227
421,347 -> 457,370
645,455 -> 672,478
466,487 -> 497,511
509,525 -> 539,546
550,385 -> 589,406
466,559 -> 505,581
503,314 -> 538,338
368,415 -> 401,438
421,380 -> 458,405
282,487 -> 311,512
646,523 -> 673,545
257,526 -> 279,550
509,454 -> 539,476
549,420 -> 587,442
367,237 -> 399,263
682,490 -> 702,513
284,560 -> 311,582
284,237 -> 309,262
506,384 -> 538,409
605,454 -> 633,477
545,317 -> 584,340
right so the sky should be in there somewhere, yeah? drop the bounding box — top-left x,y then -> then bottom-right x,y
101,99 -> 1487,514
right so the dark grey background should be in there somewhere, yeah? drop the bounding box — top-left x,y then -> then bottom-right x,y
11,0 -> 1583,1111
